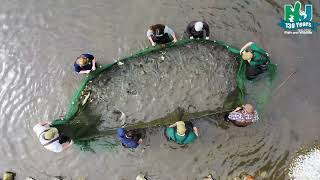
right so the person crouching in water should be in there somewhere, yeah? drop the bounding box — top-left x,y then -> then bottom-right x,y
33,121 -> 73,153
226,104 -> 259,127
240,42 -> 270,80
165,121 -> 199,145
74,54 -> 97,74
117,128 -> 143,148
186,21 -> 210,40
147,24 -> 178,46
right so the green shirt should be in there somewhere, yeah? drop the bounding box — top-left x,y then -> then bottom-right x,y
166,127 -> 197,144
249,43 -> 270,66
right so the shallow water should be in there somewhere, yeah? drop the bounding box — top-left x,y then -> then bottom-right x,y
0,0 -> 319,179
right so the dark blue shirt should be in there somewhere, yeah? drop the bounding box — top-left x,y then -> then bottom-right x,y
116,128 -> 139,148
74,54 -> 94,72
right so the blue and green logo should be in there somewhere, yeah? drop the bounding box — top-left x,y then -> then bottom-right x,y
278,1 -> 319,32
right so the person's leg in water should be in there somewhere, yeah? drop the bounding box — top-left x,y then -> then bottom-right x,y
127,130 -> 143,144
246,63 -> 269,80
184,121 -> 194,129
245,65 -> 263,80
158,34 -> 172,44
58,134 -> 71,144
164,128 -> 170,141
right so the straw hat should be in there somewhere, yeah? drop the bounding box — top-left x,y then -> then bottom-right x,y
176,121 -> 186,136
195,21 -> 204,31
242,104 -> 254,114
242,51 -> 253,62
44,128 -> 58,140
77,57 -> 88,66
136,174 -> 146,180
3,172 -> 14,180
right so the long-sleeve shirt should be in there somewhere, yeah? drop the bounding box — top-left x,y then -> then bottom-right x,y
117,128 -> 140,148
228,110 -> 259,123
186,21 -> 210,38
248,43 -> 270,66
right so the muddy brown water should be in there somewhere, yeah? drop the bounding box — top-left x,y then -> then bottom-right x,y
87,43 -> 238,129
0,0 -> 319,179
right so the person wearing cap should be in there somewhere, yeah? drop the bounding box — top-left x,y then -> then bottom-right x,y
186,21 -> 210,40
165,121 -> 199,145
147,24 -> 178,46
74,53 -> 96,74
240,42 -> 270,80
226,104 -> 259,127
33,121 -> 73,153
117,128 -> 143,148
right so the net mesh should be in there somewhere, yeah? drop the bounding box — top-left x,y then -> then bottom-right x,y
51,39 -> 277,150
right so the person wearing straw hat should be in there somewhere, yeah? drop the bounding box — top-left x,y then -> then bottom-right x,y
33,121 -> 73,153
2,172 -> 15,180
165,121 -> 199,145
186,21 -> 210,40
226,104 -> 259,127
136,173 -> 147,180
147,24 -> 178,46
74,53 -> 97,74
240,42 -> 270,80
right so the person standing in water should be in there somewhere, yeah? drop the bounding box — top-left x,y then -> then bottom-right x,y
74,54 -> 97,74
33,121 -> 73,153
117,128 -> 143,148
165,121 -> 199,145
240,42 -> 270,80
147,24 -> 178,46
186,21 -> 210,40
226,104 -> 259,127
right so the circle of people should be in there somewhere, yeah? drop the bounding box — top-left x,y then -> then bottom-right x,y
33,21 -> 270,153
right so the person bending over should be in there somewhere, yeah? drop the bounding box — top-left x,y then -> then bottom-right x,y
240,42 -> 270,80
147,24 -> 177,46
117,128 -> 143,148
33,121 -> 73,153
74,53 -> 96,74
227,104 -> 259,127
165,121 -> 199,145
186,21 -> 210,40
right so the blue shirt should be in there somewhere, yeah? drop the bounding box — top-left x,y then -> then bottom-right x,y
74,54 -> 94,72
116,128 -> 140,148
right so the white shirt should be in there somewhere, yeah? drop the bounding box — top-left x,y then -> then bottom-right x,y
146,25 -> 175,38
33,124 -> 63,153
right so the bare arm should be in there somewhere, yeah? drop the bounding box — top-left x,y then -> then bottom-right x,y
169,122 -> 177,128
164,26 -> 177,42
193,127 -> 199,137
233,107 -> 242,112
147,29 -> 156,46
148,36 -> 155,46
92,59 -> 96,70
240,42 -> 254,54
62,140 -> 73,151
172,33 -> 177,42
